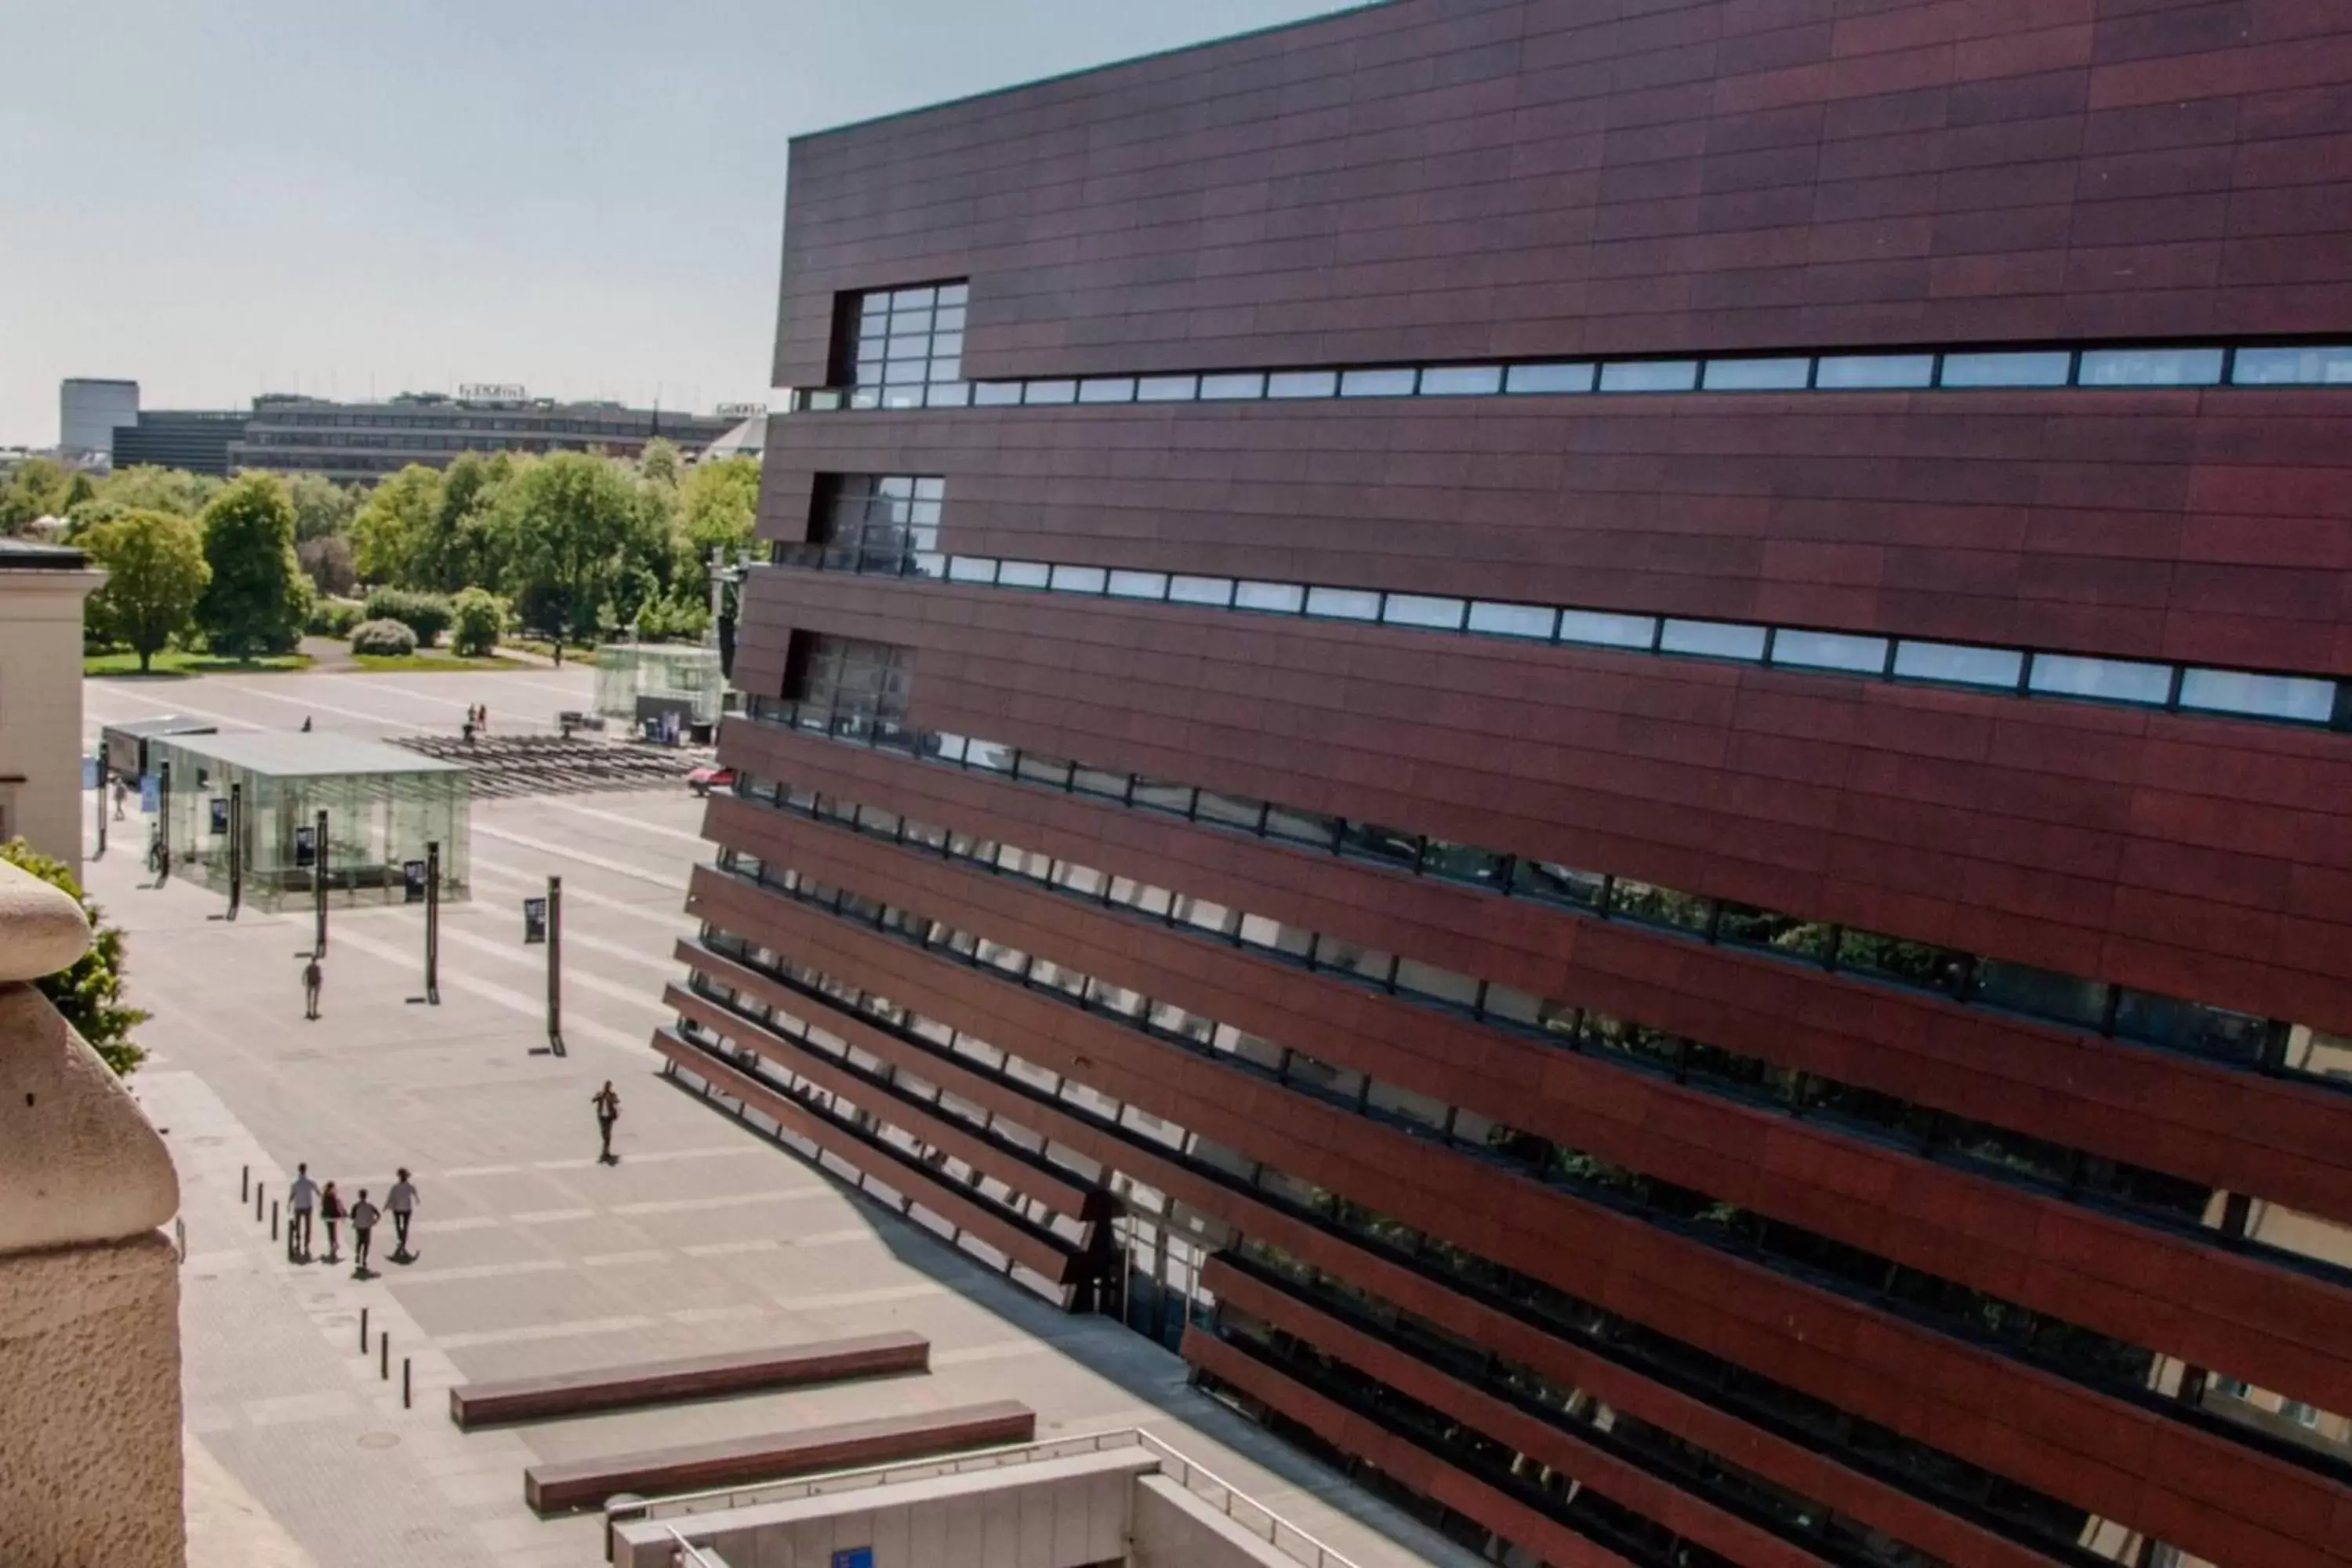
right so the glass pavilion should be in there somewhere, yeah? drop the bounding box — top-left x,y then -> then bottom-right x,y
145,732 -> 468,911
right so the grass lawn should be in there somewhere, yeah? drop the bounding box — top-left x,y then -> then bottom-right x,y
84,649 -> 312,677
506,637 -> 601,666
350,652 -> 513,673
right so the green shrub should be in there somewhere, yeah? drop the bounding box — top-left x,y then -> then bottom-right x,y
349,618 -> 419,657
0,840 -> 146,1076
361,587 -> 452,647
307,597 -> 362,637
450,586 -> 504,657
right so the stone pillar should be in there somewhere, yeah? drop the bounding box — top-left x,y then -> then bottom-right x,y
0,861 -> 184,1566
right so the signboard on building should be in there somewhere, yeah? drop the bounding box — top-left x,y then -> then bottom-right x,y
458,383 -> 527,402
830,1551 -> 873,1568
715,401 -> 769,419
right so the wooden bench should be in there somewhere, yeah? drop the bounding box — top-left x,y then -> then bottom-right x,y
449,1331 -> 929,1430
523,1399 -> 1036,1512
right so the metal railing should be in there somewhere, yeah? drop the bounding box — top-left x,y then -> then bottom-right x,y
608,1426 -> 1362,1568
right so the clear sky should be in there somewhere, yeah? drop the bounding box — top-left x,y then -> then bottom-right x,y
0,0 -> 1361,447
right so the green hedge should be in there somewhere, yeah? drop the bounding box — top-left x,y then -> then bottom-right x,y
361,587 -> 452,647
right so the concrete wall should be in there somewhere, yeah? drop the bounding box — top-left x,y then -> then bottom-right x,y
619,1449 -> 1150,1568
1129,1475 -> 1298,1568
0,562 -> 103,877
0,1231 -> 183,1564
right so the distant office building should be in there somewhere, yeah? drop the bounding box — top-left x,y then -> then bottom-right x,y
58,379 -> 139,465
111,410 -> 248,477
696,408 -> 769,464
230,387 -> 737,485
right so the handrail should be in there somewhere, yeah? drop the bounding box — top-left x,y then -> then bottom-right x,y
608,1426 -> 1363,1568
663,1525 -> 725,1568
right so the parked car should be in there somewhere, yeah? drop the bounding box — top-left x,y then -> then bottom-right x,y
687,764 -> 735,797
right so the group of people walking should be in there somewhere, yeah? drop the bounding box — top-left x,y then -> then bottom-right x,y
286,1163 -> 419,1277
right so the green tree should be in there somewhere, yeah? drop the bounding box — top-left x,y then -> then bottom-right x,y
637,437 -> 682,488
348,456 -> 505,591
287,472 -> 361,543
198,474 -> 311,655
678,455 -> 760,557
488,452 -> 667,640
0,839 -> 147,1077
426,451 -> 506,590
350,463 -> 443,586
0,456 -> 74,532
81,509 -> 210,671
96,464 -> 222,520
450,586 -> 504,655
297,533 -> 357,597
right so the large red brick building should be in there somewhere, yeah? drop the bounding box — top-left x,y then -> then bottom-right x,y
662,3 -> 2352,1563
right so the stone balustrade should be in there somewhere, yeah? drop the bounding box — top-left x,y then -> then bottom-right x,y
0,859 -> 184,1566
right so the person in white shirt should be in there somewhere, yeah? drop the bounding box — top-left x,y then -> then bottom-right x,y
387,1169 -> 419,1261
348,1190 -> 382,1276
287,1163 -> 318,1259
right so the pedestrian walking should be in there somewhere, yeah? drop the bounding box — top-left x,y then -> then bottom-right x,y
302,955 -> 323,1020
320,1181 -> 345,1263
349,1189 -> 381,1276
387,1168 -> 419,1261
592,1080 -> 621,1163
111,778 -> 127,820
300,715 -> 313,732
288,1163 -> 318,1260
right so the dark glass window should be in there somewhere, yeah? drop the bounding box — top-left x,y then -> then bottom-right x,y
1940,350 -> 2072,387
1971,959 -> 2108,1030
840,281 -> 967,405
1610,878 -> 1712,933
1836,929 -> 1968,994
1715,902 -> 1828,959
806,474 -> 944,575
1599,359 -> 1698,392
1515,859 -> 1607,910
785,632 -> 914,735
1701,357 -> 1809,390
2113,991 -> 2270,1067
2078,347 -> 2223,387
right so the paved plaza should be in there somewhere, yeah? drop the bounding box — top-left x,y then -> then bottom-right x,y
78,666 -> 1469,1568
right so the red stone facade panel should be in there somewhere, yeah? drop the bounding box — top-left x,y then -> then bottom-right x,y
675,866 -> 2352,1568
691,2 -> 2352,1562
772,2 -> 2352,386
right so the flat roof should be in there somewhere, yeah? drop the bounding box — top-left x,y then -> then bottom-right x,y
102,717 -> 218,739
153,731 -> 466,779
0,538 -> 91,570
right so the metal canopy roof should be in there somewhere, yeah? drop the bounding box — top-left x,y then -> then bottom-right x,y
154,731 -> 465,779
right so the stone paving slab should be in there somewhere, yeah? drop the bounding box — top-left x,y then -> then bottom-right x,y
78,670 -> 1481,1568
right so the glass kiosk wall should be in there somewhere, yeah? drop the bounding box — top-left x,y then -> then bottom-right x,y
147,733 -> 469,911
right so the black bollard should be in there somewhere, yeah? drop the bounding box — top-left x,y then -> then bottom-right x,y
402,1357 -> 412,1410
270,1200 -> 279,1242
358,1306 -> 368,1352
379,1330 -> 390,1381
241,1164 -> 250,1202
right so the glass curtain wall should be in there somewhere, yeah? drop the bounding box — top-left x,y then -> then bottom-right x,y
593,644 -> 726,725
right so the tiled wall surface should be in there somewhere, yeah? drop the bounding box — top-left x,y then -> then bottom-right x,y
696,4 -> 2352,1566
